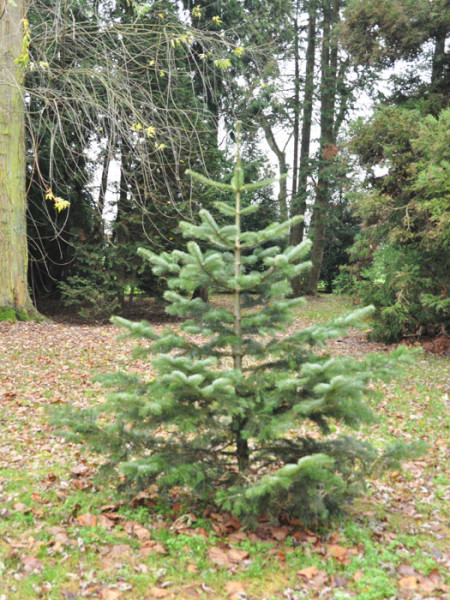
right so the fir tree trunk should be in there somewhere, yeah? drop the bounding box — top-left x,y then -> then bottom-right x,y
231,124 -> 249,471
0,1 -> 39,319
236,425 -> 249,471
232,179 -> 243,371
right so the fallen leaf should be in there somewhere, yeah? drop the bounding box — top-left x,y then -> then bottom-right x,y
194,527 -> 208,538
13,502 -> 30,513
292,530 -> 318,544
297,565 -> 318,579
225,580 -> 246,599
99,589 -> 122,600
186,563 -> 199,574
397,564 -> 416,577
71,463 -> 89,476
149,587 -> 170,598
227,548 -> 249,563
76,513 -> 97,527
353,571 -> 364,582
308,570 -> 329,588
123,520 -> 138,534
420,578 -> 438,593
102,511 -> 121,521
103,543 -> 132,558
139,541 -> 167,556
97,515 -> 115,530
270,526 -> 289,541
327,544 -> 348,560
428,568 -> 442,583
246,532 -> 263,543
399,576 -> 417,590
329,532 -> 341,543
22,556 -> 43,572
224,515 -> 242,531
210,512 -> 223,521
228,532 -> 247,543
53,532 -> 70,550
209,546 -> 230,567
225,581 -> 246,594
133,524 -> 151,541
211,521 -> 228,535
131,489 -> 158,507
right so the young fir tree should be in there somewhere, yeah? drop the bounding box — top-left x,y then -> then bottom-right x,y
56,123 -> 416,524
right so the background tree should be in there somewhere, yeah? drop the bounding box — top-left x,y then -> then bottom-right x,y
23,0 -> 237,313
4,0 -> 446,317
339,0 -> 449,341
0,0 -> 40,319
235,0 -> 374,295
345,107 -> 449,341
342,0 -> 449,98
289,0 -> 317,258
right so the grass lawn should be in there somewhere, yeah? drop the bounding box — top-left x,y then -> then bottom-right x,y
0,295 -> 448,600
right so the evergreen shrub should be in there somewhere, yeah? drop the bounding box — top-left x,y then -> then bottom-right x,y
343,107 -> 450,342
59,242 -> 124,321
55,125 -> 419,525
335,244 -> 450,343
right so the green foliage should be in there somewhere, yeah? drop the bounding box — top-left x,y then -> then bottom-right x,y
342,0 -> 432,67
332,270 -> 359,297
54,130 -> 417,526
320,200 -> 360,293
344,106 -> 450,341
356,246 -> 448,343
58,242 -> 124,321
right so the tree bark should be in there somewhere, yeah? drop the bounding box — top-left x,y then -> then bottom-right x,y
291,0 -> 301,205
114,150 -> 131,310
260,116 -> 288,220
95,128 -> 114,238
306,0 -> 339,294
0,0 -> 39,318
290,3 -> 316,296
431,24 -> 447,87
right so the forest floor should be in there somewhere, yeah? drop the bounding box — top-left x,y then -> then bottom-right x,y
0,295 -> 448,600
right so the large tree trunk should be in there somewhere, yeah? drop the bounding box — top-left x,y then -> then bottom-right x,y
291,0 -> 301,207
290,3 -> 316,296
431,24 -> 448,89
306,0 -> 340,294
0,0 -> 39,319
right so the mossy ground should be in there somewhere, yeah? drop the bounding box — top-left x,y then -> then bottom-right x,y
0,305 -> 43,322
0,306 -> 18,321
